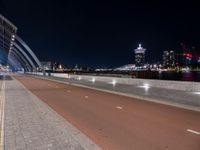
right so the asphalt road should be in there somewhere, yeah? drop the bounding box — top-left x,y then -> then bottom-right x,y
15,75 -> 200,150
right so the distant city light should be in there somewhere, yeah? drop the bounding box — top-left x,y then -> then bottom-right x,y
138,44 -> 142,49
59,64 -> 62,69
183,53 -> 193,58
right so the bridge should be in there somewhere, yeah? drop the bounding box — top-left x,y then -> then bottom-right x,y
0,14 -> 41,72
0,15 -> 200,150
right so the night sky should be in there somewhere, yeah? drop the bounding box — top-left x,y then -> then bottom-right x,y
1,0 -> 200,68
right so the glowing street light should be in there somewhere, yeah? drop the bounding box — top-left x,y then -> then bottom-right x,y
89,78 -> 96,83
192,92 -> 200,95
108,80 -> 117,86
138,83 -> 150,92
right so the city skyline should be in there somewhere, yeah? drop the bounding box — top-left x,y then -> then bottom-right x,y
1,1 -> 200,68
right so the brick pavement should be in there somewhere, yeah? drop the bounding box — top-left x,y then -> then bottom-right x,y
4,77 -> 100,150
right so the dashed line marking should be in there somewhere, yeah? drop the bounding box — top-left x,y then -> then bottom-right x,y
84,96 -> 89,99
187,129 -> 200,135
116,106 -> 123,110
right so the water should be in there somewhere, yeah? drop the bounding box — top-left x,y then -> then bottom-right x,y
159,71 -> 200,82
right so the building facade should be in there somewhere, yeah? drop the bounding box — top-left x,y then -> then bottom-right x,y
163,50 -> 175,66
134,44 -> 146,67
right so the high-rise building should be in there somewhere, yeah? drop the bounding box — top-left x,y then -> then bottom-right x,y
134,44 -> 146,67
163,50 -> 175,66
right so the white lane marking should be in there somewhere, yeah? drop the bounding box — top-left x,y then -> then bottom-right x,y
84,96 -> 89,99
67,90 -> 71,93
187,129 -> 200,135
116,106 -> 123,110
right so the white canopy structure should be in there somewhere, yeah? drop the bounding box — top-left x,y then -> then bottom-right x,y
0,14 -> 41,71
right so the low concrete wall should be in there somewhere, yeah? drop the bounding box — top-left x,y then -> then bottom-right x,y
27,72 -> 44,76
52,73 -> 200,92
28,72 -> 200,92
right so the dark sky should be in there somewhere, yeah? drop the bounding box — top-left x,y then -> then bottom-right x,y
1,0 -> 200,68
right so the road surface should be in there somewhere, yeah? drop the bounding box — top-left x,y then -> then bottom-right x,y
15,75 -> 200,150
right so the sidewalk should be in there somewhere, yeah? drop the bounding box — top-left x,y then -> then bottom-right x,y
4,77 -> 100,150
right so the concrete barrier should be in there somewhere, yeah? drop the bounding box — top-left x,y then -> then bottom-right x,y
28,72 -> 200,92
69,74 -> 200,92
27,72 -> 43,76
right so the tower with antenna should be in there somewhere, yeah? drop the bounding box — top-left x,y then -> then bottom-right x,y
134,44 -> 146,67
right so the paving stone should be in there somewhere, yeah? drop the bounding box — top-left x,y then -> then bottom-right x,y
4,78 -> 101,150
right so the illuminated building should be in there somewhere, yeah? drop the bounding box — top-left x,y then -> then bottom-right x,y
41,61 -> 52,71
183,53 -> 193,65
163,50 -> 175,66
134,44 -> 146,67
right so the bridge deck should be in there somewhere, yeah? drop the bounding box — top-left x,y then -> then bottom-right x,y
13,75 -> 200,150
